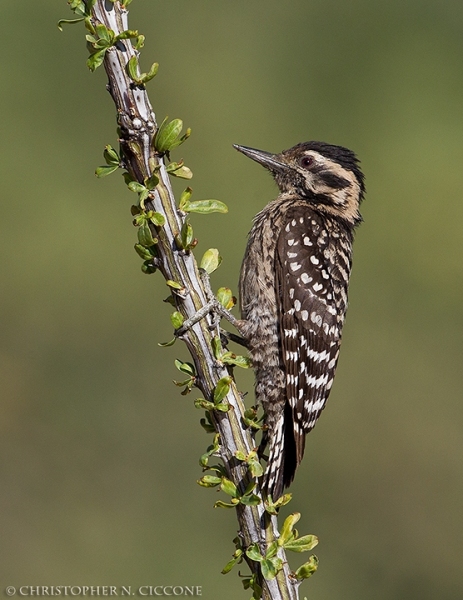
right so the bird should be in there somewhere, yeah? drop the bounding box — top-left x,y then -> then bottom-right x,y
234,141 -> 365,500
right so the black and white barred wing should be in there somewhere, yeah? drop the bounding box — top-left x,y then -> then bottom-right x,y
277,210 -> 346,462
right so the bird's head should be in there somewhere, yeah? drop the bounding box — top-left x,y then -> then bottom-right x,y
234,141 -> 365,225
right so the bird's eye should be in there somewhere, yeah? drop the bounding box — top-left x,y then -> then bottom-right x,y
300,156 -> 314,168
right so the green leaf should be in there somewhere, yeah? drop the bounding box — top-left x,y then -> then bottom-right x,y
248,458 -> 264,478
246,544 -> 263,563
213,376 -> 232,403
261,558 -> 283,581
126,56 -> 139,81
197,475 -> 221,488
280,513 -> 301,546
234,450 -> 247,462
200,249 -> 222,275
128,181 -> 147,194
137,221 -> 157,247
214,500 -> 236,509
140,62 -> 159,84
178,187 -> 193,210
181,221 -> 194,249
181,199 -> 228,214
58,17 -> 85,30
158,338 -> 176,348
144,173 -> 159,189
134,243 -> 154,260
211,336 -> 223,360
220,477 -> 238,498
141,261 -> 156,275
96,23 -> 113,42
134,34 -> 145,50
265,493 -> 292,515
284,534 -> 319,553
166,279 -> 184,290
217,287 -> 234,309
200,415 -> 215,433
240,493 -> 261,506
95,165 -> 118,178
194,398 -> 215,411
169,165 -> 193,179
170,312 -> 184,329
149,212 -> 165,226
221,353 -> 251,369
199,433 -> 220,467
214,402 -> 230,412
87,48 -> 107,71
294,556 -> 319,580
265,542 -> 278,560
103,145 -> 119,165
221,549 -> 243,575
115,29 -> 139,41
69,0 -> 85,10
174,360 -> 195,376
155,117 -> 183,154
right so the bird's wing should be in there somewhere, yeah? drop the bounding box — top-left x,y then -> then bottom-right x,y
276,209 -> 347,463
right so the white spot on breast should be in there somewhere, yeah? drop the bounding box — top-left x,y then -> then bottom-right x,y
294,299 -> 301,311
289,288 -> 295,299
313,282 -> 324,292
321,270 -> 329,279
287,238 -> 295,246
287,251 -> 298,258
292,219 -> 297,226
303,237 -> 313,246
310,256 -> 320,265
285,223 -> 291,232
290,262 -> 301,272
301,273 -> 312,284
310,312 -> 323,327
299,217 -> 304,224
301,310 -> 308,321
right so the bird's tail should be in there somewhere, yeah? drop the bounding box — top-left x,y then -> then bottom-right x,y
261,402 -> 299,501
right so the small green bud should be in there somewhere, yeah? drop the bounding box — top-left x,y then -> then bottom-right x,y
294,556 -> 319,580
170,312 -> 184,329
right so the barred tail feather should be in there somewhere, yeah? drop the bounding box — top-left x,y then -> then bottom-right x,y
262,403 -> 299,500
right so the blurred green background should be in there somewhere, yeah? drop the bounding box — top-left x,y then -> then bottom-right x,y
1,1 -> 463,598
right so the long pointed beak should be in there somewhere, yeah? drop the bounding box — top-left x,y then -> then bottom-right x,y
233,144 -> 288,173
